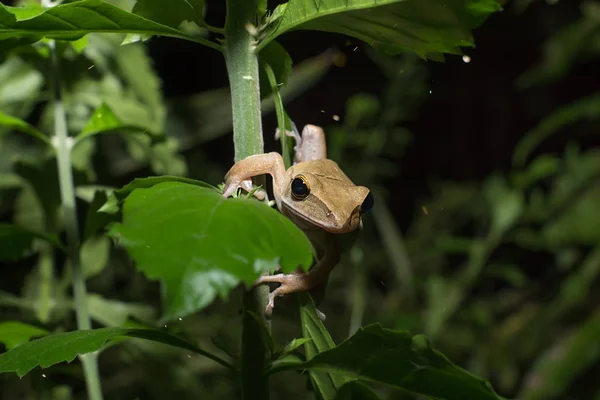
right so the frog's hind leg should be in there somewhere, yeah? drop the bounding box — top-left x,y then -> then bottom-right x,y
254,272 -> 314,316
275,123 -> 327,163
254,250 -> 338,316
296,124 -> 327,162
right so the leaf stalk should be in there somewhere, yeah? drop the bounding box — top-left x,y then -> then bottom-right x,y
48,38 -> 104,400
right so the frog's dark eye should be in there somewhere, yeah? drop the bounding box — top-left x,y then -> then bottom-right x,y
360,192 -> 374,214
291,175 -> 310,200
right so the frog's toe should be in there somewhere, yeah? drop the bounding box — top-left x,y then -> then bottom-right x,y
222,182 -> 238,198
265,295 -> 276,317
274,123 -> 302,145
254,273 -> 284,287
239,179 -> 253,193
223,179 -> 266,200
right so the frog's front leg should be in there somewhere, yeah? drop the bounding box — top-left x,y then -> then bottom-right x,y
254,247 -> 340,316
223,152 -> 287,208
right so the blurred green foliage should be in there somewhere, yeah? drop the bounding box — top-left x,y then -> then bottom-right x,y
1,0 -> 599,399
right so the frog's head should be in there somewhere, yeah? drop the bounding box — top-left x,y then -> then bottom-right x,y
280,160 -> 373,233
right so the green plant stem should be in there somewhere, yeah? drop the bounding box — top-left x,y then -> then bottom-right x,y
371,192 -> 415,302
261,60 -> 291,167
427,234 -> 498,339
223,1 -> 270,399
224,1 -> 263,161
36,244 -> 54,323
48,39 -> 103,400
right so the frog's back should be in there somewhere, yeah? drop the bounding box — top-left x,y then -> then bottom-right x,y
291,159 -> 355,187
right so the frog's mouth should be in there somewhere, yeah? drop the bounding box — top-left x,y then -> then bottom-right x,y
281,203 -> 361,234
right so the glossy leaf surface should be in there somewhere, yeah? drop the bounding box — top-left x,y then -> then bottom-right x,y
277,324 -> 504,400
0,224 -> 63,261
260,0 -> 502,59
0,327 -> 232,377
0,322 -> 49,350
0,0 -> 219,51
109,179 -> 314,320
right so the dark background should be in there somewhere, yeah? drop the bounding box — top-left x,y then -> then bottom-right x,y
145,0 -> 596,230
1,1 -> 599,399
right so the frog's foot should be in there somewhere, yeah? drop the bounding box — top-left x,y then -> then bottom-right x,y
274,122 -> 302,154
274,121 -> 301,144
254,272 -> 317,316
222,179 -> 266,200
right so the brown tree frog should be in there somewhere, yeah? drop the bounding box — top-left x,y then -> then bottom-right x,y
223,124 -> 373,315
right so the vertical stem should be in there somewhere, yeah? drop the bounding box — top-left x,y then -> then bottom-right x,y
223,1 -> 270,399
48,40 -> 103,400
262,60 -> 291,168
224,0 -> 264,161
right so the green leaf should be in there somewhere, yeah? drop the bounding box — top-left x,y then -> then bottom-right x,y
484,263 -> 528,288
299,294 -> 351,398
100,175 -> 216,214
294,324 -> 503,400
281,337 -> 312,355
0,55 -> 43,125
0,173 -> 21,190
0,322 -> 49,350
0,0 -> 220,52
543,247 -> 600,330
132,0 -> 206,28
335,380 -> 381,400
113,40 -> 166,129
123,134 -> 188,176
20,247 -> 55,324
12,183 -> 49,235
52,35 -> 165,135
542,186 -> 600,246
77,103 -> 156,143
109,180 -> 315,320
82,189 -> 119,240
270,353 -> 304,372
71,135 -> 97,180
517,2 -> 600,88
70,34 -> 89,53
547,147 -> 600,214
518,312 -> 600,400
87,294 -> 155,327
0,224 -> 38,261
259,0 -> 502,59
484,176 -> 523,237
14,157 -> 89,232
81,236 -> 111,279
0,224 -> 63,261
425,275 -> 461,339
259,40 -> 293,99
75,185 -> 115,203
0,111 -> 50,145
511,154 -> 560,190
260,49 -> 294,166
0,327 -> 235,377
512,93 -> 600,168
